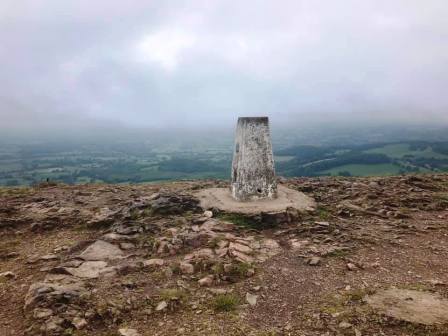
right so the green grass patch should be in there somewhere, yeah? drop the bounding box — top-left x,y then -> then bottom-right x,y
212,293 -> 240,312
316,206 -> 331,220
216,213 -> 257,229
158,288 -> 187,301
365,143 -> 448,159
320,163 -> 402,177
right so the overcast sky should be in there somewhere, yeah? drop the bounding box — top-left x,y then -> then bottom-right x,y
1,0 -> 448,131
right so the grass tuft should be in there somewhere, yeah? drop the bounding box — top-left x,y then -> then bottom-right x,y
212,294 -> 240,312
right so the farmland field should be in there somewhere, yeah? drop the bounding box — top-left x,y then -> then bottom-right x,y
320,163 -> 402,176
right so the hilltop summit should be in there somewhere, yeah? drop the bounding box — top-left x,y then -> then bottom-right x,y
0,175 -> 448,335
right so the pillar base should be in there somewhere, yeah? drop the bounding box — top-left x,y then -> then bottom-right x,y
195,185 -> 315,215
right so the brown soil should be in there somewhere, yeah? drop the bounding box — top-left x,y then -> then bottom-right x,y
0,175 -> 448,336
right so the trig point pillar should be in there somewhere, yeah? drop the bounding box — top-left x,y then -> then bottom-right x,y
231,117 -> 277,201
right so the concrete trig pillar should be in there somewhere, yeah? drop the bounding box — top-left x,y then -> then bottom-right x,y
231,117 -> 277,201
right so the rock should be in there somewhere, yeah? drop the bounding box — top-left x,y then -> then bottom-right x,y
44,316 -> 64,333
156,301 -> 168,312
119,328 -> 141,336
203,210 -> 213,218
307,257 -> 321,266
179,262 -> 194,274
24,277 -> 88,313
201,219 -> 235,232
346,263 -> 357,271
338,321 -> 352,329
262,239 -> 280,249
79,240 -> 124,261
72,317 -> 88,329
86,207 -> 120,228
148,193 -> 201,215
246,292 -> 258,306
229,242 -> 253,254
230,250 -> 254,263
64,261 -> 115,279
366,288 -> 448,325
33,308 -> 53,319
0,271 -> 16,279
143,259 -> 165,267
198,275 -> 214,287
39,254 -> 59,261
119,242 -> 135,250
102,232 -> 138,242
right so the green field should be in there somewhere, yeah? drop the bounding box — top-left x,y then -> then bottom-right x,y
365,143 -> 448,159
320,163 -> 402,176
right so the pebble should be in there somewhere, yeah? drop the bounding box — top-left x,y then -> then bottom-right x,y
119,328 -> 141,336
246,292 -> 258,306
72,317 -> 87,330
143,259 -> 165,267
338,321 -> 353,329
346,263 -> 358,271
308,257 -> 321,266
156,301 -> 168,312
198,275 -> 214,287
179,262 -> 194,274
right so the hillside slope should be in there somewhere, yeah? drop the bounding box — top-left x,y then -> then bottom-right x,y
1,175 -> 448,335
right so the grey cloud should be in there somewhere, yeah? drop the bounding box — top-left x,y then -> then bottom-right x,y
1,0 -> 448,132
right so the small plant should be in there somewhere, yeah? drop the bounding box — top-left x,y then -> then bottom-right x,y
212,293 -> 240,312
159,288 -> 186,302
216,213 -> 257,229
208,236 -> 223,249
129,208 -> 141,220
228,262 -> 253,277
317,206 -> 330,220
211,262 -> 224,275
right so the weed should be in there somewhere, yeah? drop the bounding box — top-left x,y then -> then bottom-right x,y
208,236 -> 223,249
317,206 -> 330,220
216,213 -> 257,229
159,288 -> 187,302
129,208 -> 140,220
212,293 -> 240,312
228,262 -> 253,277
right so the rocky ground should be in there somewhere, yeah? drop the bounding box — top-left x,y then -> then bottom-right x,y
0,175 -> 448,336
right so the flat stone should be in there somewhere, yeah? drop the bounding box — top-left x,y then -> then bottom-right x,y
366,288 -> 448,325
72,317 -> 88,329
79,240 -> 124,261
231,250 -> 254,263
33,308 -> 53,319
119,242 -> 135,250
308,257 -> 321,266
143,259 -> 165,267
246,292 -> 258,306
229,242 -> 252,254
40,254 -> 59,261
119,328 -> 141,336
198,275 -> 214,287
156,301 -> 168,312
64,261 -> 115,279
179,262 -> 194,274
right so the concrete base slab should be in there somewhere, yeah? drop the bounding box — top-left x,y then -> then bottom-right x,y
195,185 -> 315,215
